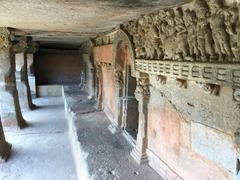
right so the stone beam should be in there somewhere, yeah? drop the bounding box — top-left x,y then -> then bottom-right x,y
0,27 -> 27,129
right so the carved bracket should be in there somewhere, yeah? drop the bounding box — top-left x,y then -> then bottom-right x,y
156,75 -> 167,85
176,78 -> 187,89
202,83 -> 220,96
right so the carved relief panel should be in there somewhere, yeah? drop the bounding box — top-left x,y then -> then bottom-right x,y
122,0 -> 240,63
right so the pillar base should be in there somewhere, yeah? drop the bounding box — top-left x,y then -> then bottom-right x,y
18,118 -> 28,129
0,142 -> 11,163
131,147 -> 148,164
29,103 -> 37,110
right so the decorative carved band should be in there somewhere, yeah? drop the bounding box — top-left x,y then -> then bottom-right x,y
135,59 -> 240,86
94,32 -> 116,47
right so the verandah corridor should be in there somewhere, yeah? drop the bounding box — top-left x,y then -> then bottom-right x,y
0,0 -> 240,179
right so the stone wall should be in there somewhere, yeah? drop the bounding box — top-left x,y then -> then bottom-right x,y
147,84 -> 237,179
35,49 -> 81,85
92,42 -> 119,124
120,0 -> 240,178
102,68 -> 116,122
80,0 -> 240,179
93,45 -> 113,64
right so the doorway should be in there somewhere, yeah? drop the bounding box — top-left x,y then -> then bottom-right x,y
115,40 -> 139,142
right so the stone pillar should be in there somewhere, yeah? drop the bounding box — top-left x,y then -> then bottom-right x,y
131,73 -> 150,164
83,53 -> 94,99
95,64 -> 103,110
0,118 -> 11,162
114,69 -> 124,127
0,27 -> 27,129
26,53 -> 36,98
15,52 -> 35,110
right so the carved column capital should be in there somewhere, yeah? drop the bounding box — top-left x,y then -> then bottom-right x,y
0,27 -> 13,51
80,40 -> 93,54
12,37 -> 28,53
135,73 -> 150,101
26,42 -> 39,54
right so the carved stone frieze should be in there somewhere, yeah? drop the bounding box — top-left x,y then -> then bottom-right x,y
135,59 -> 240,87
122,0 -> 240,63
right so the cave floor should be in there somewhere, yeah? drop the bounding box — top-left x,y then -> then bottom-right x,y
64,86 -> 162,180
0,97 -> 77,180
0,89 -> 162,180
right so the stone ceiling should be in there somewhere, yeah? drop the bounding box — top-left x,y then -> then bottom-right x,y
0,0 -> 191,46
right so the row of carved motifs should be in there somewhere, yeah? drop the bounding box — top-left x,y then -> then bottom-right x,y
149,73 -> 240,102
134,59 -> 240,103
121,0 -> 240,63
135,59 -> 240,84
